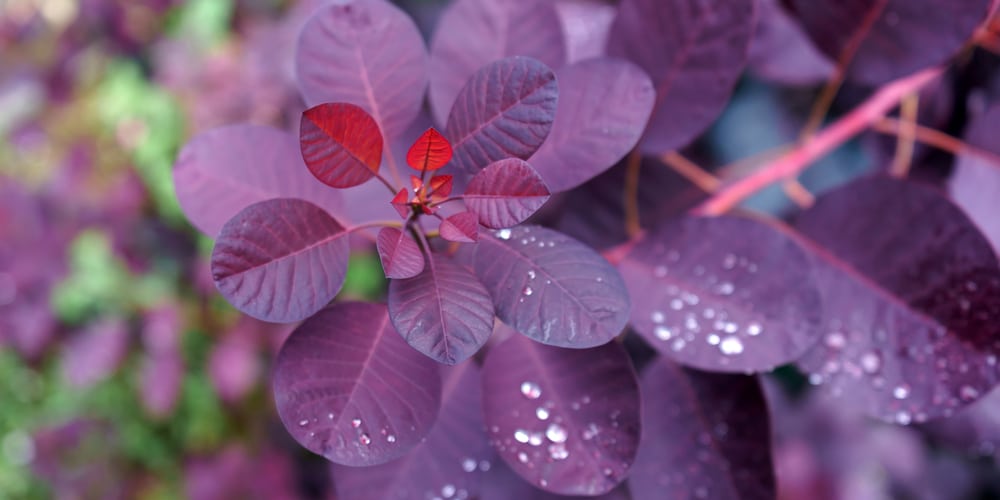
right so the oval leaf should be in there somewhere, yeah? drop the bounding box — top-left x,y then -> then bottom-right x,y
529,58 -> 655,192
607,0 -> 756,154
300,103 -> 383,188
211,199 -> 350,323
747,0 -> 834,84
788,0 -> 991,85
273,302 -> 442,466
629,358 -> 776,500
388,255 -> 495,365
333,362 -> 493,500
481,333 -> 641,495
950,105 -> 1000,253
464,159 -> 551,229
440,212 -> 479,243
407,128 -> 453,172
795,175 -> 1000,423
296,0 -> 428,138
619,215 -> 823,372
428,0 -> 566,126
444,57 -> 559,174
473,225 -> 630,348
172,124 -> 344,236
376,227 -> 425,279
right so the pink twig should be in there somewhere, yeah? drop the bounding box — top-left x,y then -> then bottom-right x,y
694,67 -> 943,216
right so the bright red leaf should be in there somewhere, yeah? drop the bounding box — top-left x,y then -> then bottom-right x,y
300,103 -> 384,188
406,128 -> 453,172
428,175 -> 453,200
391,189 -> 410,219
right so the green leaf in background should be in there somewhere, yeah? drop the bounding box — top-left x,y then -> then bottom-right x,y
165,0 -> 235,49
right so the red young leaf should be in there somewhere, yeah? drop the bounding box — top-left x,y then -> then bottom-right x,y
407,128 -> 453,172
439,212 -> 479,243
376,227 -> 425,279
391,189 -> 411,219
410,175 -> 423,192
300,103 -> 383,188
464,159 -> 551,229
428,175 -> 453,200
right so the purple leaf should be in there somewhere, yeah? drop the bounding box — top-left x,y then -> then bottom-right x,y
299,102 -> 384,189
273,302 -> 442,466
139,351 -> 183,418
629,359 -> 775,500
295,0 -> 428,139
464,158 -> 551,228
444,57 -> 559,174
481,334 -> 640,495
794,175 -> 1000,423
788,0 -> 991,85
211,198 -> 350,323
388,255 -> 495,365
172,125 -> 344,236
607,0 -> 756,154
208,330 -> 260,404
618,215 -> 823,372
61,318 -> 130,389
376,227 -> 425,279
474,225 -> 630,348
333,362 -> 493,500
428,0 -> 566,126
555,0 -> 618,64
480,458 -> 632,500
747,0 -> 834,85
529,58 -> 655,192
949,105 -> 1000,253
439,212 -> 480,243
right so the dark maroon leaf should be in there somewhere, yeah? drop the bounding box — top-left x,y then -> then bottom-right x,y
795,175 -> 1000,423
273,302 -> 442,466
428,0 -> 566,126
481,334 -> 640,495
629,359 -> 775,500
555,0 -> 618,64
788,0 -> 991,85
296,0 -> 428,139
464,158 -> 551,228
172,124 -> 344,236
607,0 -> 756,154
376,227 -> 425,279
474,225 -> 630,348
950,105 -> 1000,253
333,362 -> 493,500
211,199 -> 350,323
444,57 -> 559,174
529,58 -> 655,192
300,102 -> 384,188
440,212 -> 479,243
748,0 -> 834,85
619,215 -> 823,372
388,255 -> 495,365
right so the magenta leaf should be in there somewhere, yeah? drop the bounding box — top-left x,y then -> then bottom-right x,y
388,255 -> 495,365
299,102 -> 384,188
795,175 -> 1000,423
60,318 -> 129,388
474,225 -> 630,348
273,302 -> 442,466
139,351 -> 183,418
629,358 -> 775,500
333,362 -> 493,499
444,57 -> 559,174
747,0 -> 834,84
529,58 -> 655,192
376,227 -> 425,279
211,199 -> 350,323
172,124 -> 344,236
481,333 -> 640,495
295,0 -> 428,139
439,212 -> 479,243
555,0 -> 618,64
618,215 -> 822,372
949,105 -> 1000,253
607,0 -> 756,154
464,158 -> 551,229
429,0 -> 566,126
788,0 -> 991,85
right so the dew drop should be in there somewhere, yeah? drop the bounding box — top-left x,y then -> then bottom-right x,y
651,311 -> 665,323
722,254 -> 737,269
497,229 -> 512,240
442,484 -> 456,498
960,385 -> 980,401
546,423 -> 567,443
670,299 -> 684,310
860,351 -> 881,373
297,419 -> 309,427
893,385 -> 910,400
716,282 -> 735,295
825,332 -> 846,349
351,418 -> 362,428
655,326 -> 673,340
387,434 -> 396,443
895,411 -> 912,425
747,322 -> 762,336
359,433 -> 371,445
461,458 -> 477,472
514,429 -> 530,443
583,423 -> 600,440
720,337 -> 744,355
684,317 -> 699,330
479,460 -> 492,471
548,443 -> 569,460
703,308 -> 716,319
520,381 -> 541,399
528,433 -> 544,446
527,270 -> 536,280
327,412 -> 335,420
517,452 -> 529,463
723,322 -> 738,334
808,373 -> 823,385
707,334 -> 721,345
535,407 -> 550,420
671,338 -> 686,351
522,286 -> 533,296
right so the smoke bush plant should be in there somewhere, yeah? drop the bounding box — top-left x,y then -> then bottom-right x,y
171,0 -> 1000,497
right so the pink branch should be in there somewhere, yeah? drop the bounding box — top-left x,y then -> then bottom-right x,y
694,67 -> 943,216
